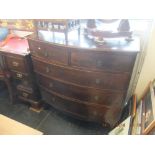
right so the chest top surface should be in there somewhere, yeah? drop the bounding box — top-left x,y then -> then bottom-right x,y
29,32 -> 140,53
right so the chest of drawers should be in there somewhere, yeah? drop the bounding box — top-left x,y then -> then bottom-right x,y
0,37 -> 41,109
28,36 -> 140,127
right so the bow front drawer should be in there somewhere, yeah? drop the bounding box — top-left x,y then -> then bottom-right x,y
32,57 -> 130,91
37,74 -> 125,107
28,39 -> 69,65
71,50 -> 136,73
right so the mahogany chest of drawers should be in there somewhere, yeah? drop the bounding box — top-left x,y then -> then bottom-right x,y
0,37 -> 41,109
28,36 -> 140,127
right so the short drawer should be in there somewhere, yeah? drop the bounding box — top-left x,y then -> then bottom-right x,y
6,56 -> 27,73
11,71 -> 26,80
28,39 -> 69,65
37,74 -> 125,107
32,57 -> 130,91
17,85 -> 39,100
71,50 -> 137,73
40,88 -> 109,123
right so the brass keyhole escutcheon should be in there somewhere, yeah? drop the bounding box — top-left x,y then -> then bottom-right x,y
12,61 -> 19,67
22,92 -> 28,98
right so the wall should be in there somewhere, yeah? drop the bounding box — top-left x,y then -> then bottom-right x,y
135,24 -> 155,100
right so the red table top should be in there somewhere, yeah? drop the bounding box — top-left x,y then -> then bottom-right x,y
0,37 -> 29,55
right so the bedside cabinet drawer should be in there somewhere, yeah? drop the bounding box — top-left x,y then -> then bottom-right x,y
6,56 -> 27,73
11,71 -> 27,80
71,50 -> 136,73
17,85 -> 39,100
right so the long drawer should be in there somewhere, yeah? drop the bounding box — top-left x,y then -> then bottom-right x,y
32,57 -> 130,91
28,39 -> 69,65
40,88 -> 110,123
41,88 -> 122,126
71,49 -> 137,73
36,73 -> 125,107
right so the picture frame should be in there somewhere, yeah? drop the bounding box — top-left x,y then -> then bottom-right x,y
131,100 -> 143,135
141,81 -> 155,134
109,116 -> 132,135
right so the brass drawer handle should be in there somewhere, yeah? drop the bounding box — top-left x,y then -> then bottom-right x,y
12,61 -> 19,67
22,92 -> 29,98
94,95 -> 99,101
46,66 -> 50,73
38,47 -> 41,50
16,73 -> 23,78
95,79 -> 100,84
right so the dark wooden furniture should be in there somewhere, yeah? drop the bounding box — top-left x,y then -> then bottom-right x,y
0,54 -> 14,104
28,31 -> 140,127
0,37 -> 41,109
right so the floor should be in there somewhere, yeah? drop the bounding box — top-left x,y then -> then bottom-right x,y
0,85 -> 110,135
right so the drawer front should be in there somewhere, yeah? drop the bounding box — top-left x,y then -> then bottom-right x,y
18,91 -> 32,99
17,86 -> 40,100
6,56 -> 27,73
37,74 -> 125,107
41,88 -> 122,126
40,88 -> 109,123
11,71 -> 26,80
32,58 -> 130,91
71,50 -> 136,72
28,39 -> 68,65
17,87 -> 34,100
